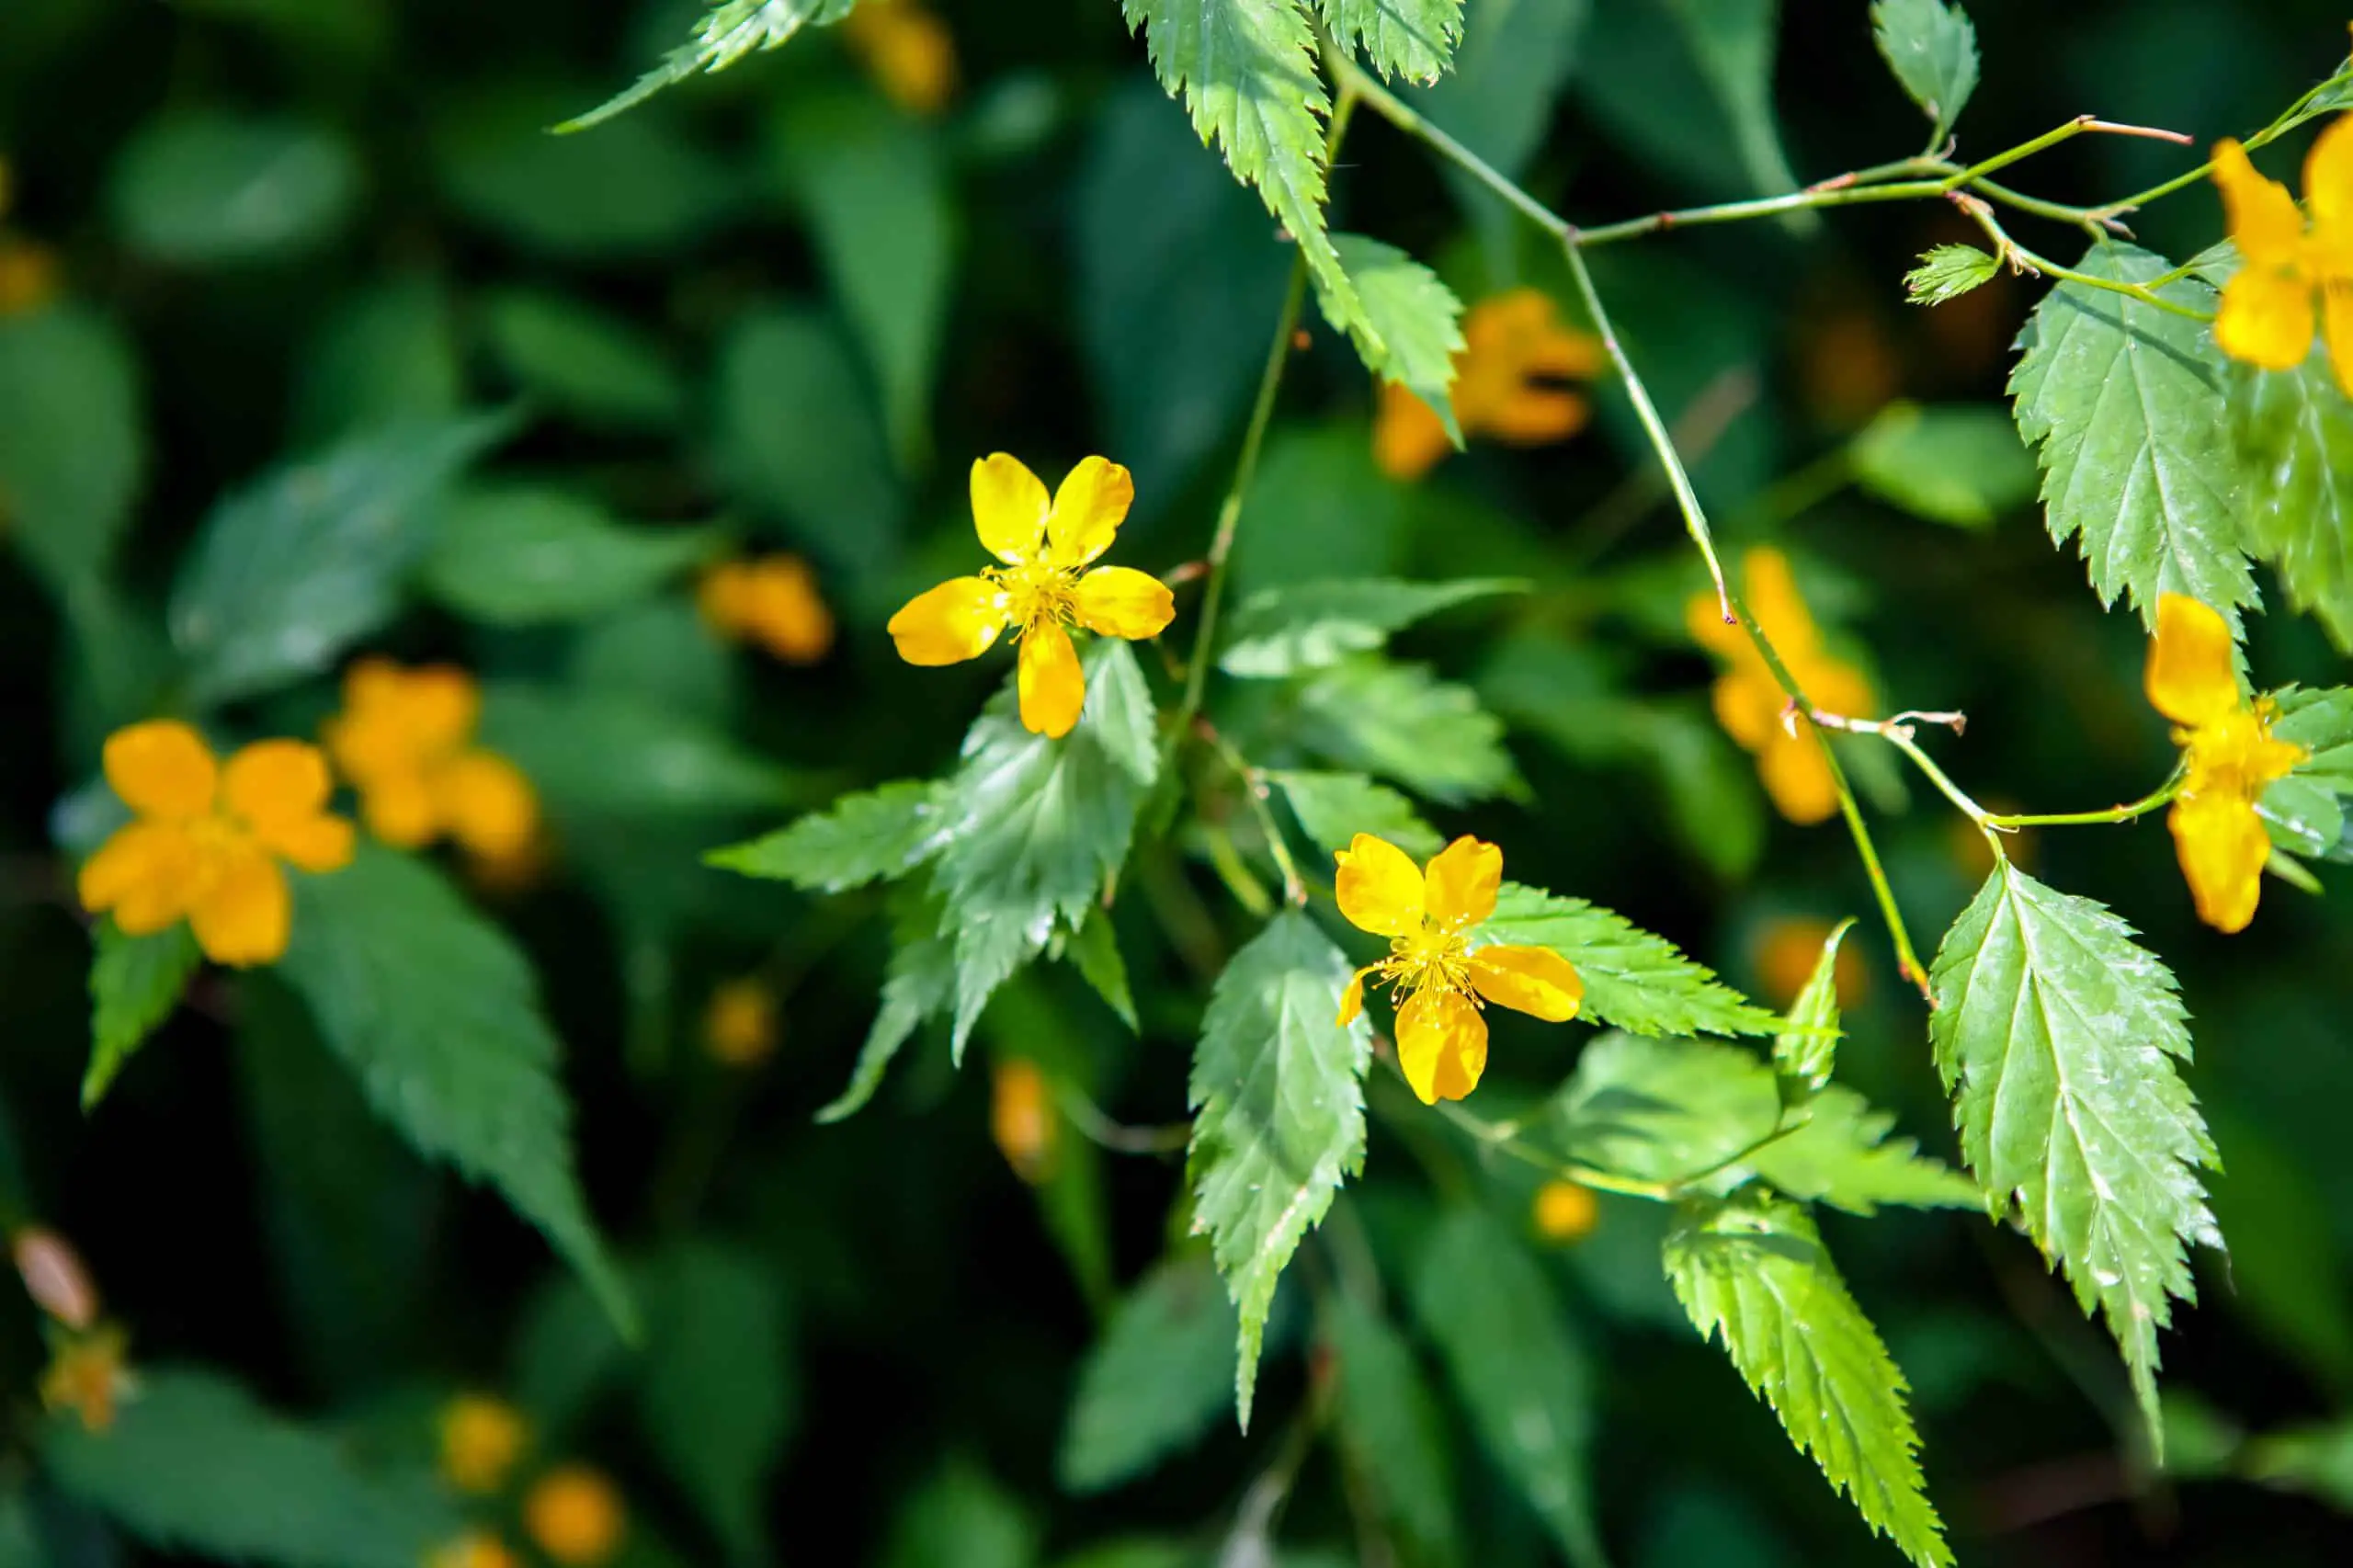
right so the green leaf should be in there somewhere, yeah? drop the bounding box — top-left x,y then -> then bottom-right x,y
1222,577 -> 1522,677
881,1462 -> 1040,1568
1323,1290 -> 1459,1565
2243,1418 -> 2353,1511
2272,685 -> 2353,793
1322,0 -> 1462,82
2229,356 -> 2353,650
83,920 -> 201,1111
1850,403 -> 2038,529
421,487 -> 713,626
1065,908 -> 1140,1032
1665,1191 -> 1951,1568
43,1368 -> 459,1568
774,89 -> 958,468
108,111 -> 358,265
1870,0 -> 1979,142
1772,916 -> 1851,1107
1481,883 -> 1778,1039
1188,909 -> 1372,1429
1058,1252 -> 1239,1493
293,278 -> 465,443
2007,241 -> 2250,631
1319,234 -> 1465,441
712,306 -> 903,584
816,921 -> 953,1123
710,780 -> 949,892
1294,656 -> 1519,806
1412,1206 -> 1601,1568
438,85 -> 736,256
634,1241 -> 794,1565
480,683 -> 795,822
563,0 -> 861,132
1230,423 -> 1414,597
1120,0 -> 1370,350
0,305 -> 144,590
481,290 -> 688,434
1553,1032 -> 1977,1215
933,642 -> 1159,1055
1927,862 -> 2221,1449
1269,770 -> 1442,861
1904,243 -> 1999,307
278,848 -> 632,1335
168,412 -> 517,704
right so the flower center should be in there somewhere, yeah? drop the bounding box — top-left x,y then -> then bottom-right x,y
2181,700 -> 2304,802
1378,920 -> 1474,1004
985,558 -> 1076,638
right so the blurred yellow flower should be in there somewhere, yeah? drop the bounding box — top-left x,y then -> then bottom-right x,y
1753,915 -> 1868,1012
1335,834 -> 1584,1106
438,1393 -> 529,1495
842,0 -> 959,117
2211,118 -> 2353,391
427,1532 -> 522,1568
888,454 -> 1174,738
2145,594 -> 2305,933
1374,289 -> 1603,481
1688,549 -> 1874,825
324,660 -> 539,869
0,156 -> 59,317
1532,1179 -> 1599,1244
12,1226 -> 99,1330
524,1465 -> 626,1567
78,722 -> 355,967
1794,306 -> 1901,428
40,1324 -> 134,1432
990,1058 -> 1057,1184
699,554 -> 835,665
703,977 -> 779,1068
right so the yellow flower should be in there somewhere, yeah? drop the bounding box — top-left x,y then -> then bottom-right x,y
40,1324 -> 134,1433
1532,1179 -> 1599,1244
427,1532 -> 522,1568
1374,289 -> 1604,481
703,978 -> 779,1068
12,1226 -> 99,1331
842,0 -> 959,117
438,1394 -> 529,1495
2211,118 -> 2353,391
324,660 -> 539,868
1334,834 -> 1585,1106
77,722 -> 355,967
699,554 -> 835,665
1688,548 -> 1874,825
2145,594 -> 2306,933
1752,915 -> 1868,1012
990,1058 -> 1057,1184
524,1465 -> 626,1567
887,454 -> 1176,738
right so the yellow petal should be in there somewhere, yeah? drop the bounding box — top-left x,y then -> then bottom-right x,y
1483,387 -> 1590,446
888,576 -> 1008,665
2169,790 -> 2270,934
1395,988 -> 1487,1105
745,557 -> 835,664
1711,670 -> 1782,752
103,721 -> 217,821
1046,456 -> 1135,569
1372,383 -> 1454,481
697,562 -> 754,635
1071,566 -> 1175,640
2215,267 -> 2316,371
971,453 -> 1049,563
1742,548 -> 1819,656
188,846 -> 291,967
1334,833 -> 1425,937
438,752 -> 540,861
223,739 -> 332,834
2325,282 -> 2353,401
1017,622 -> 1085,738
1423,835 -> 1501,930
2145,593 -> 2241,728
362,769 -> 443,847
1336,968 -> 1369,1028
78,821 -> 198,932
1468,944 -> 1584,1021
1686,590 -> 1746,659
2305,117 -> 2353,233
2214,138 -> 2307,268
1758,727 -> 1840,825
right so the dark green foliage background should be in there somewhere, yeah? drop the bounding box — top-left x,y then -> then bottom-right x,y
1,0 -> 2350,1563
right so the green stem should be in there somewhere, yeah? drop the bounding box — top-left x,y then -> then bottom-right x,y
1199,719 -> 1310,906
1962,207 -> 2217,322
1988,775 -> 2185,829
2094,69 -> 2351,219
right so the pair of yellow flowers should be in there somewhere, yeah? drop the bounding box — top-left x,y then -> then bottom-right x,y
78,662 -> 535,968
